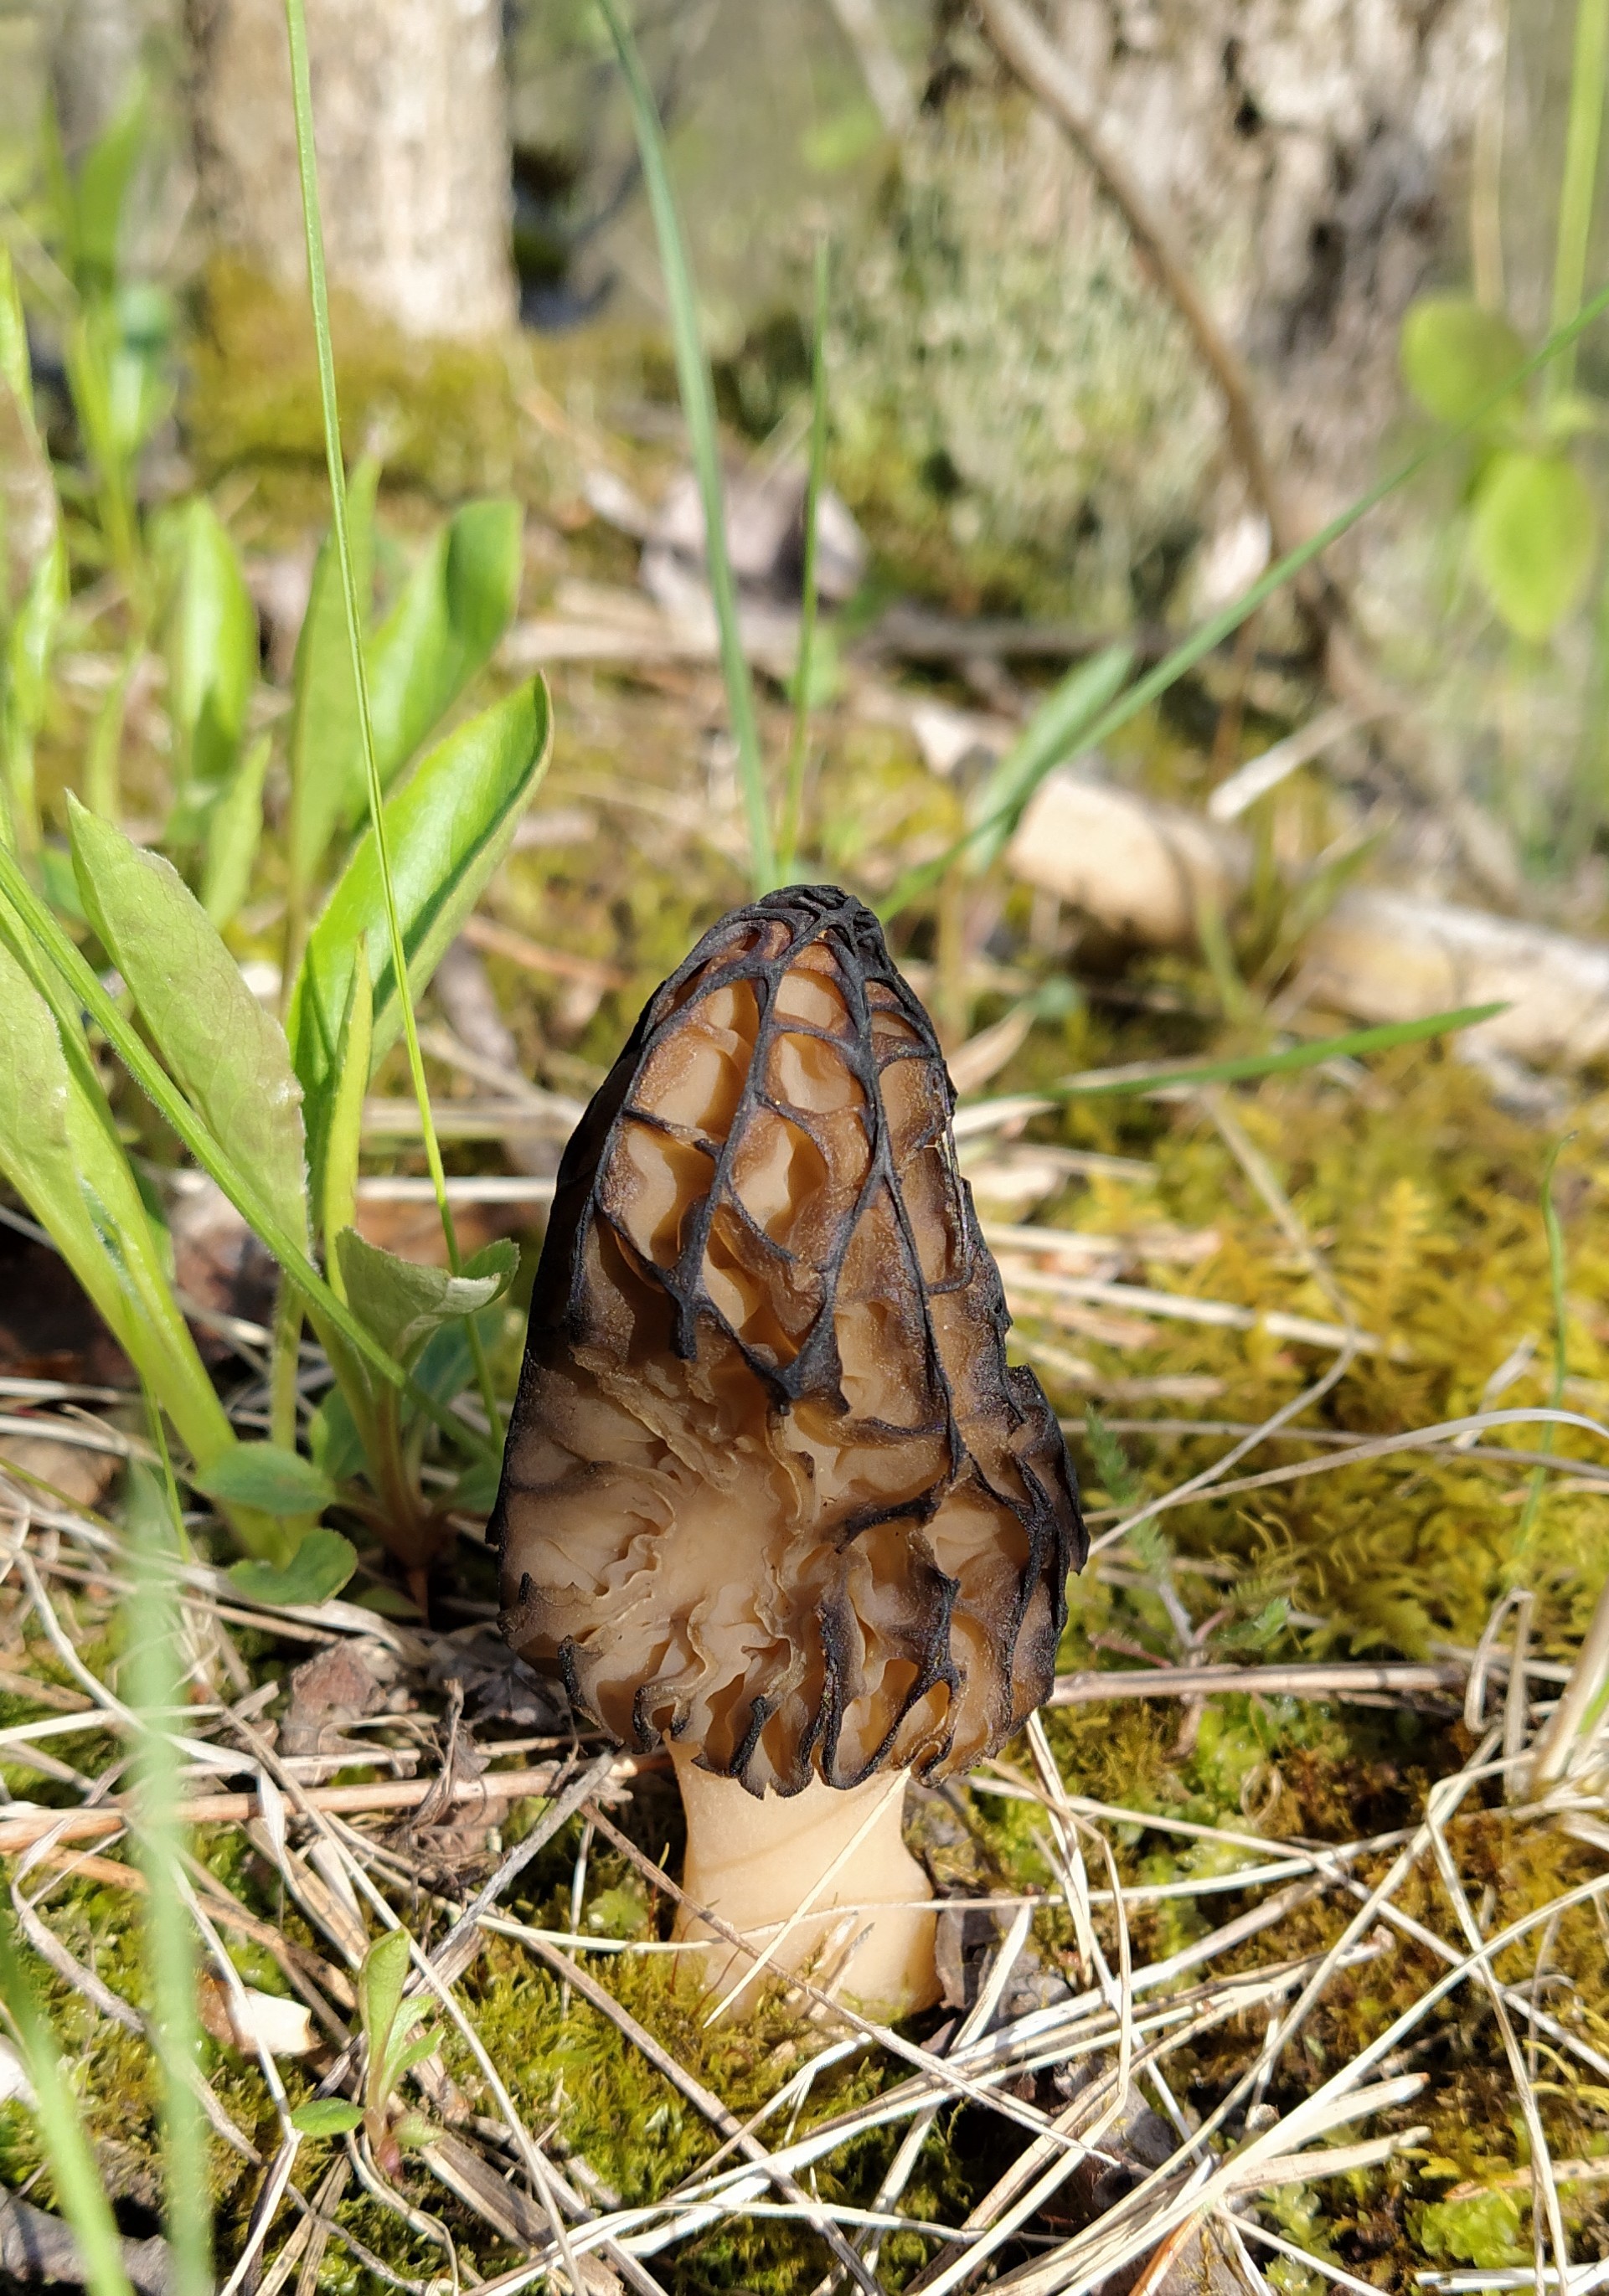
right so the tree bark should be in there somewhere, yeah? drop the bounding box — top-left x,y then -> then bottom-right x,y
50,0 -> 149,156
184,0 -> 517,342
833,0 -> 1503,620
1033,0 -> 1505,527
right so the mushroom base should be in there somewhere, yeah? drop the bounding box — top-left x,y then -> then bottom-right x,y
669,1744 -> 941,2019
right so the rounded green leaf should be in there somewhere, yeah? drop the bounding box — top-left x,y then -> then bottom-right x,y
333,1232 -> 517,1367
228,1530 -> 358,1609
1400,296 -> 1527,428
290,2099 -> 364,2139
1470,450 -> 1598,641
197,1442 -> 336,1518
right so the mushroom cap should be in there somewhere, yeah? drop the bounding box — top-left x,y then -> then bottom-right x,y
492,886 -> 1085,1794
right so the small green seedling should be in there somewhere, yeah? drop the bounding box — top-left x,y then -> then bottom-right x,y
0,679 -> 549,1588
1401,296 -> 1600,642
291,1927 -> 439,2175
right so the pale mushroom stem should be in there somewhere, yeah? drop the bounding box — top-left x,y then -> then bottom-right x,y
668,1743 -> 941,2019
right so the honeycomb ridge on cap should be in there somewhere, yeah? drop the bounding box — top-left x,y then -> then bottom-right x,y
493,884 -> 1086,1795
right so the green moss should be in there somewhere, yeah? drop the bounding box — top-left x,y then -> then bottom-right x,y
183,260 -> 527,505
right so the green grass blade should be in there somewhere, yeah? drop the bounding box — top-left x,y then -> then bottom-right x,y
779,239 -> 830,885
1045,1002 -> 1505,1099
1551,0 -> 1609,403
286,454 -> 379,966
319,950 -> 373,1280
0,840 -> 497,1465
0,1919 -> 133,2296
281,0 -> 494,1423
124,1457 -> 211,2296
596,0 -> 776,893
880,276 -> 1609,924
966,641 -> 1135,876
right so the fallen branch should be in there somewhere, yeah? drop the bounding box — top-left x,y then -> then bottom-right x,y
1050,1660 -> 1466,1707
0,1757 -> 656,1857
0,2190 -> 172,2296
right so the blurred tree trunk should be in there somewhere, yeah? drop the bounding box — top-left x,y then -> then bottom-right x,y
51,0 -> 149,154
1033,0 -> 1506,531
184,0 -> 517,342
833,0 -> 1503,624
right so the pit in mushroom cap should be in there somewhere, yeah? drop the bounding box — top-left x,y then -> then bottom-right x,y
493,884 -> 1086,1799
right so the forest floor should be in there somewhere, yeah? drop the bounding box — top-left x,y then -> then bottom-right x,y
3,370 -> 1609,2295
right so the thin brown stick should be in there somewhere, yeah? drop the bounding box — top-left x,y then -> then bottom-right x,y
1049,1660 -> 1466,1707
0,1757 -> 658,1855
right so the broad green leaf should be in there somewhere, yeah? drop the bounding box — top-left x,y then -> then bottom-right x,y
70,88 -> 147,299
309,1385 -> 366,1483
1401,296 -> 1527,429
289,2099 -> 364,2139
287,457 -> 379,889
201,730 -> 271,928
450,1456 -> 502,1516
287,677 -> 552,1147
0,837 -> 499,1473
8,533 -> 68,726
68,797 -> 308,1242
412,1311 -> 494,1406
366,499 -> 523,790
358,1928 -> 413,2065
317,945 -> 372,1264
967,642 -> 1135,871
291,495 -> 520,888
0,245 -> 33,417
229,1530 -> 358,1609
1470,450 -> 1597,641
168,498 -> 257,786
3,532 -> 67,855
334,1232 -> 517,1367
196,1442 -> 336,1517
0,929 -> 238,1488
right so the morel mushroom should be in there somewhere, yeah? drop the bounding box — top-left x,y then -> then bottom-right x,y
492,885 -> 1085,2013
